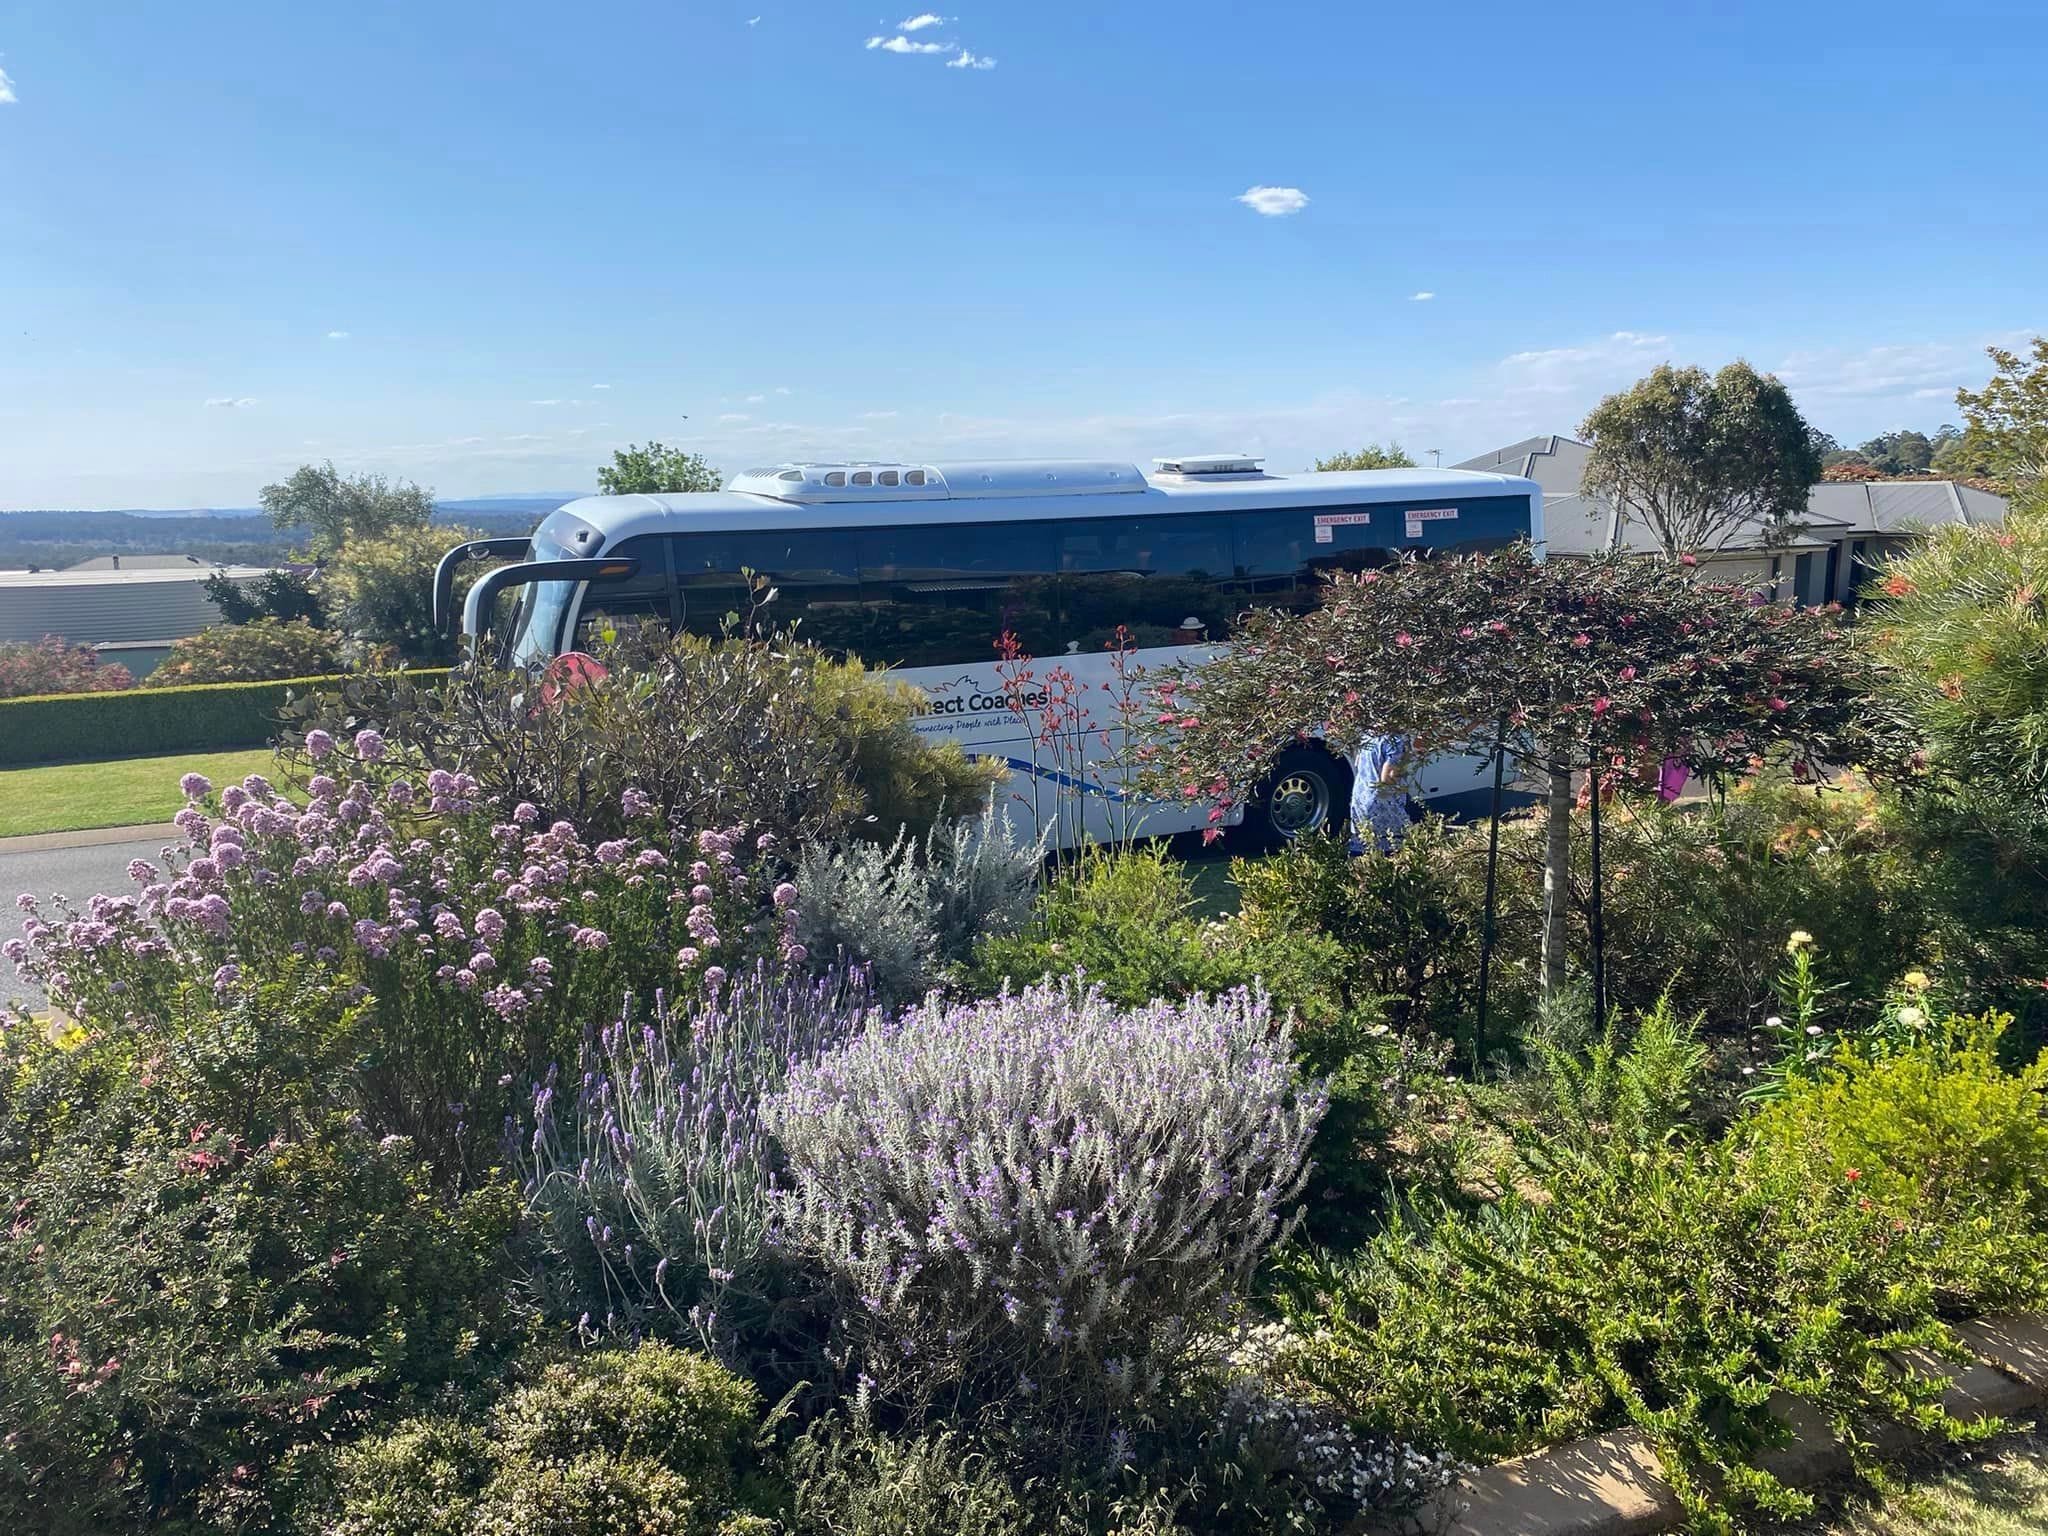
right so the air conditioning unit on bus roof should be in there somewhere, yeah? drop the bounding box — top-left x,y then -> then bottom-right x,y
1152,454 -> 1266,476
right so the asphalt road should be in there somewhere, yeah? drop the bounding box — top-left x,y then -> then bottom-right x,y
0,833 -> 174,1009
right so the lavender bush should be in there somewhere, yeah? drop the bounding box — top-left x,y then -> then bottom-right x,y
523,964 -> 874,1361
764,978 -> 1327,1426
4,745 -> 802,1175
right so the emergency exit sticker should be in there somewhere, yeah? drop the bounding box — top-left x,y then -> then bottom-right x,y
1404,506 -> 1459,538
1313,510 -> 1371,544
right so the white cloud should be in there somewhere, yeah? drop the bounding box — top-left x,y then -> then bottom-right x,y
747,14 -> 761,24
867,33 -> 951,53
860,409 -> 899,419
326,329 -> 350,339
204,396 -> 257,408
1236,185 -> 1309,217
590,382 -> 612,390
774,385 -> 792,395
744,393 -> 766,403
1409,291 -> 1435,302
947,49 -> 995,69
1496,330 -> 1670,396
898,12 -> 945,30
1772,338 -> 2024,403
531,398 -> 562,406
0,67 -> 15,105
718,412 -> 751,423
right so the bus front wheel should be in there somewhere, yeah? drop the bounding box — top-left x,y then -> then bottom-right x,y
1240,745 -> 1353,850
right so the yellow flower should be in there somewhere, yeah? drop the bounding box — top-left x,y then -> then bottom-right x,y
1786,929 -> 1815,954
1903,970 -> 1931,990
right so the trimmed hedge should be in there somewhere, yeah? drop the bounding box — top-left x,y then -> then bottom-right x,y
0,672 -> 449,766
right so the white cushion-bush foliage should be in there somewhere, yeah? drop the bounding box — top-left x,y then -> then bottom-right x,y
765,977 -> 1326,1416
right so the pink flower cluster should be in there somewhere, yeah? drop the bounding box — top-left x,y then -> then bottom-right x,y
6,766 -> 800,1044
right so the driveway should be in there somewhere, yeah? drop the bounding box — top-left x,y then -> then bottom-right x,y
0,829 -> 177,1010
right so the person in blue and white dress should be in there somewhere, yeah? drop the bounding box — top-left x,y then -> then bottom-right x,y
1349,732 -> 1413,855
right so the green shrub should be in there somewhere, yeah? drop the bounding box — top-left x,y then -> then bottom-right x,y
313,1343 -> 766,1536
971,844 -> 1346,1022
145,617 -> 343,686
1233,820 -> 1487,1040
1744,1009 -> 2048,1311
0,672 -> 342,764
283,631 -> 1001,848
1276,1007 -> 2048,1531
779,1415 -> 1037,1536
0,972 -> 523,1534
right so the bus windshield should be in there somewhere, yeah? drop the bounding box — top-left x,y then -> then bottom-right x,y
501,527 -> 580,669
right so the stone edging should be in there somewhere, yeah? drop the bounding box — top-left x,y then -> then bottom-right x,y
1382,1312 -> 2048,1536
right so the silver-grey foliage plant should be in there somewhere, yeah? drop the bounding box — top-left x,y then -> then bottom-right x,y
794,805 -> 1043,1004
764,977 -> 1327,1425
522,965 -> 874,1361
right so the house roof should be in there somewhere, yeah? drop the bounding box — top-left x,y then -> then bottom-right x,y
1457,435 -> 2009,554
61,553 -> 226,572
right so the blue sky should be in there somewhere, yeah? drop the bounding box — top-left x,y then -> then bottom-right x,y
2,0 -> 2044,509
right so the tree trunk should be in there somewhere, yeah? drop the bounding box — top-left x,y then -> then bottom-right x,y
1542,728 -> 1573,999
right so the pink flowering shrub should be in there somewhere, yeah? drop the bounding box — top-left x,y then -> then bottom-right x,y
764,978 -> 1326,1430
5,760 -> 801,1174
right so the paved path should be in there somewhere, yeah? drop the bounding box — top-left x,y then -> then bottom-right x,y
0,829 -> 177,1009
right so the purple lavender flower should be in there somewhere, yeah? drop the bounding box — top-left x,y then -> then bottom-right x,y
353,728 -> 386,761
179,772 -> 211,799
305,728 -> 335,760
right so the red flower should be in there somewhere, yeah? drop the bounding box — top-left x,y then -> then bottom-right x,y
1768,697 -> 1787,712
1680,553 -> 1699,567
1844,1168 -> 1862,1182
1395,633 -> 1414,648
1592,697 -> 1611,716
1619,665 -> 1638,681
1572,633 -> 1590,648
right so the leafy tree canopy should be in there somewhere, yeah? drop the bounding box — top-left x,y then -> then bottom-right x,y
203,567 -> 325,628
597,442 -> 722,495
1580,361 -> 1820,559
324,523 -> 483,664
260,461 -> 435,557
1955,336 -> 2048,500
1314,444 -> 1417,472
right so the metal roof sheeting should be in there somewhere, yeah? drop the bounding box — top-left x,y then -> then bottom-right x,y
0,566 -> 275,645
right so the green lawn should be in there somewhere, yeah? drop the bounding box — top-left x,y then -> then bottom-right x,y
1809,1428 -> 2048,1536
0,748 -> 282,838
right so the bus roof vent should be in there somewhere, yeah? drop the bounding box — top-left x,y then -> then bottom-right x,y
727,460 -> 1150,502
1152,453 -> 1267,477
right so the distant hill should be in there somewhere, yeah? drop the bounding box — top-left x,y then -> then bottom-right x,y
0,500 -> 570,571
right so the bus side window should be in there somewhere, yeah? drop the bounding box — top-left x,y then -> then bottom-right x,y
668,530 -> 864,651
855,521 -> 1061,668
570,535 -> 677,651
1230,508 -> 1399,616
1049,513 -> 1235,651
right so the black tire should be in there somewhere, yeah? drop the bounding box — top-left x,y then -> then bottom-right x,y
1236,744 -> 1354,852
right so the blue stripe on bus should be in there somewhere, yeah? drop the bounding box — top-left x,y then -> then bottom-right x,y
987,756 -> 1142,803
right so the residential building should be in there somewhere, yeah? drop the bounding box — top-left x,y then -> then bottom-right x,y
0,562 -> 277,676
1455,435 -> 2008,604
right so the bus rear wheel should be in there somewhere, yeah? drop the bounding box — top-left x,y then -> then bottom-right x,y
1239,745 -> 1353,851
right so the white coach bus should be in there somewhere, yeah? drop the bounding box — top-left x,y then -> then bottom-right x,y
440,455 -> 1543,847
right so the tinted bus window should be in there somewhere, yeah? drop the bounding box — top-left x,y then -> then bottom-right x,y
854,521 -> 1061,668
1049,513 -> 1236,650
571,534 -> 676,651
667,529 -> 864,648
